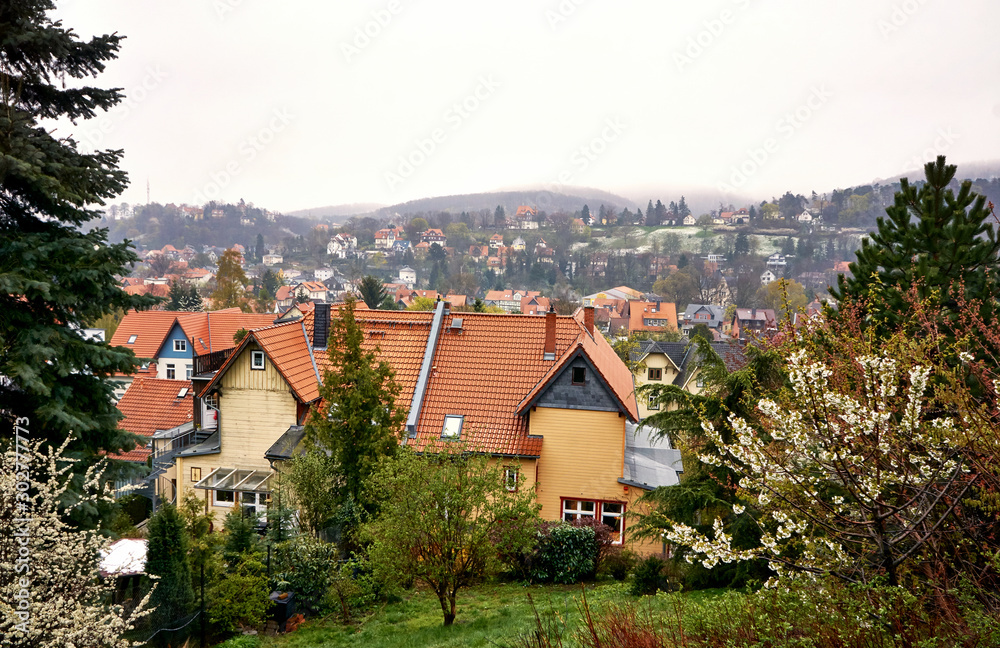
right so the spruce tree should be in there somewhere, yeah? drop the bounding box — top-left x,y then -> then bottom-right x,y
304,297 -> 405,521
145,504 -> 195,627
832,156 -> 1000,340
0,0 -> 158,515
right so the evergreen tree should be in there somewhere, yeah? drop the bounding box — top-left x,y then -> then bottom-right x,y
734,232 -> 750,257
647,200 -> 655,222
254,232 -> 264,263
146,504 -> 195,626
167,280 -> 187,310
494,204 -> 505,227
183,285 -> 203,311
358,275 -> 388,310
0,0 -> 158,516
304,297 -> 406,522
832,156 -> 1000,344
678,195 -> 691,217
582,204 -> 591,224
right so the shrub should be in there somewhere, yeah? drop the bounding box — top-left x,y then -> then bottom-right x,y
569,517 -> 615,577
600,546 -> 638,581
272,535 -> 341,613
208,558 -> 272,634
214,636 -> 261,648
631,555 -> 668,596
530,523 -> 596,584
222,509 -> 261,566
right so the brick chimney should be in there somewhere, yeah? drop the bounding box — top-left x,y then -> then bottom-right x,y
583,305 -> 595,335
544,306 -> 556,358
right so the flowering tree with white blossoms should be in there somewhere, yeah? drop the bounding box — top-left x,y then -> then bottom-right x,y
660,330 -> 991,589
0,437 -> 151,647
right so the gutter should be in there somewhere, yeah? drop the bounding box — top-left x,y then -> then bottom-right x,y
404,300 -> 446,441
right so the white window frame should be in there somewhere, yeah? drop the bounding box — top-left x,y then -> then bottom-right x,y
562,498 -> 626,544
251,350 -> 265,370
647,394 -> 660,411
503,466 -> 518,492
185,366 -> 192,380
213,489 -> 235,507
166,363 -> 176,380
174,339 -> 187,352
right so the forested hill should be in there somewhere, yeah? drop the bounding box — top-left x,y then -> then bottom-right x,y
378,188 -> 635,217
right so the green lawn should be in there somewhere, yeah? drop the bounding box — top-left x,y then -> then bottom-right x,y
259,582 -> 721,648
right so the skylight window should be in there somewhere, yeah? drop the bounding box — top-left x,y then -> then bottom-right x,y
441,415 -> 464,439
127,334 -> 137,344
177,387 -> 189,398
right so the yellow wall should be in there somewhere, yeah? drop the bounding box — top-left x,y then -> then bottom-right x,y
531,406 -> 625,514
633,353 -> 681,419
174,342 -> 299,521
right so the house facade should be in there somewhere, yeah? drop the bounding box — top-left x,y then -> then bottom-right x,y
160,304 -> 680,551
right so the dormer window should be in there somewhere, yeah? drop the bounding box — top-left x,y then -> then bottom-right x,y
251,350 -> 265,370
572,367 -> 586,385
441,415 -> 464,439
127,334 -> 137,344
174,339 -> 187,352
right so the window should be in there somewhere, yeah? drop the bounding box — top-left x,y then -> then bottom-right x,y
174,339 -> 187,352
127,334 -> 137,344
562,499 -> 595,521
441,415 -> 464,439
190,467 -> 202,482
696,375 -> 706,388
166,364 -> 176,380
214,490 -> 235,506
572,366 -> 586,385
647,367 -> 662,381
251,350 -> 265,370
647,394 -> 660,411
563,499 -> 626,541
503,466 -> 518,492
185,366 -> 192,380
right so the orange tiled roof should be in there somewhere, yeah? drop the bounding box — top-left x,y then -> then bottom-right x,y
113,377 -> 194,462
178,310 -> 276,355
627,301 -> 678,332
111,310 -> 181,359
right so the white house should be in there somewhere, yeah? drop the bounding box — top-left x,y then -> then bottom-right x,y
760,269 -> 777,285
797,210 -> 813,223
766,253 -> 787,270
262,254 -> 283,266
398,266 -> 416,288
683,214 -> 696,226
327,234 -> 358,259
314,267 -> 335,282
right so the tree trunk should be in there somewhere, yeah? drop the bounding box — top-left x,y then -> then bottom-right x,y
437,590 -> 455,626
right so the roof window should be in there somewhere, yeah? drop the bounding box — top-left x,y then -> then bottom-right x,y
441,415 -> 464,439
127,334 -> 137,344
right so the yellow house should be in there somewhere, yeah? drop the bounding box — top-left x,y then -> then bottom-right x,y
164,304 -> 684,551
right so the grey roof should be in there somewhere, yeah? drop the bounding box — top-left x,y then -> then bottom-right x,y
620,421 -> 684,490
674,340 -> 749,387
681,304 -> 726,329
176,429 -> 220,457
632,339 -> 689,369
264,425 -> 307,462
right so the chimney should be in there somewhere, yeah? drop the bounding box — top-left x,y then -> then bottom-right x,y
583,305 -> 595,336
544,306 -> 556,360
313,303 -> 331,349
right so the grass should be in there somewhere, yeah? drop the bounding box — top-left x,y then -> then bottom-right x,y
259,582 -> 727,648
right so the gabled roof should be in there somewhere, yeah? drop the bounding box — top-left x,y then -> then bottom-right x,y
627,301 -> 678,332
113,378 -> 194,462
175,311 -> 276,355
111,311 -> 183,359
633,340 -> 688,371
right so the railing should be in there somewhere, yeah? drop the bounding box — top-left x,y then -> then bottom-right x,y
193,348 -> 234,376
152,423 -> 212,468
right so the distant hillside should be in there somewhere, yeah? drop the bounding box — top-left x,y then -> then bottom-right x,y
378,187 -> 636,216
873,158 -> 1000,185
287,203 -> 385,219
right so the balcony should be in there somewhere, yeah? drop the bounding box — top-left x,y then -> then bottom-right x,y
193,347 -> 235,378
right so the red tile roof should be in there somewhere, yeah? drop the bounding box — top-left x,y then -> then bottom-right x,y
112,378 -> 194,462
111,310 -> 181,359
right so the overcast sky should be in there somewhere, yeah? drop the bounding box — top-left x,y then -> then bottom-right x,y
55,0 -> 1000,212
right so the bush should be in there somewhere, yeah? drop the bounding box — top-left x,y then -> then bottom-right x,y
530,523 -> 596,584
117,493 -> 152,525
208,558 -> 272,634
213,636 -> 261,648
569,516 -> 615,577
272,535 -> 341,613
601,546 -> 638,581
631,555 -> 668,596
